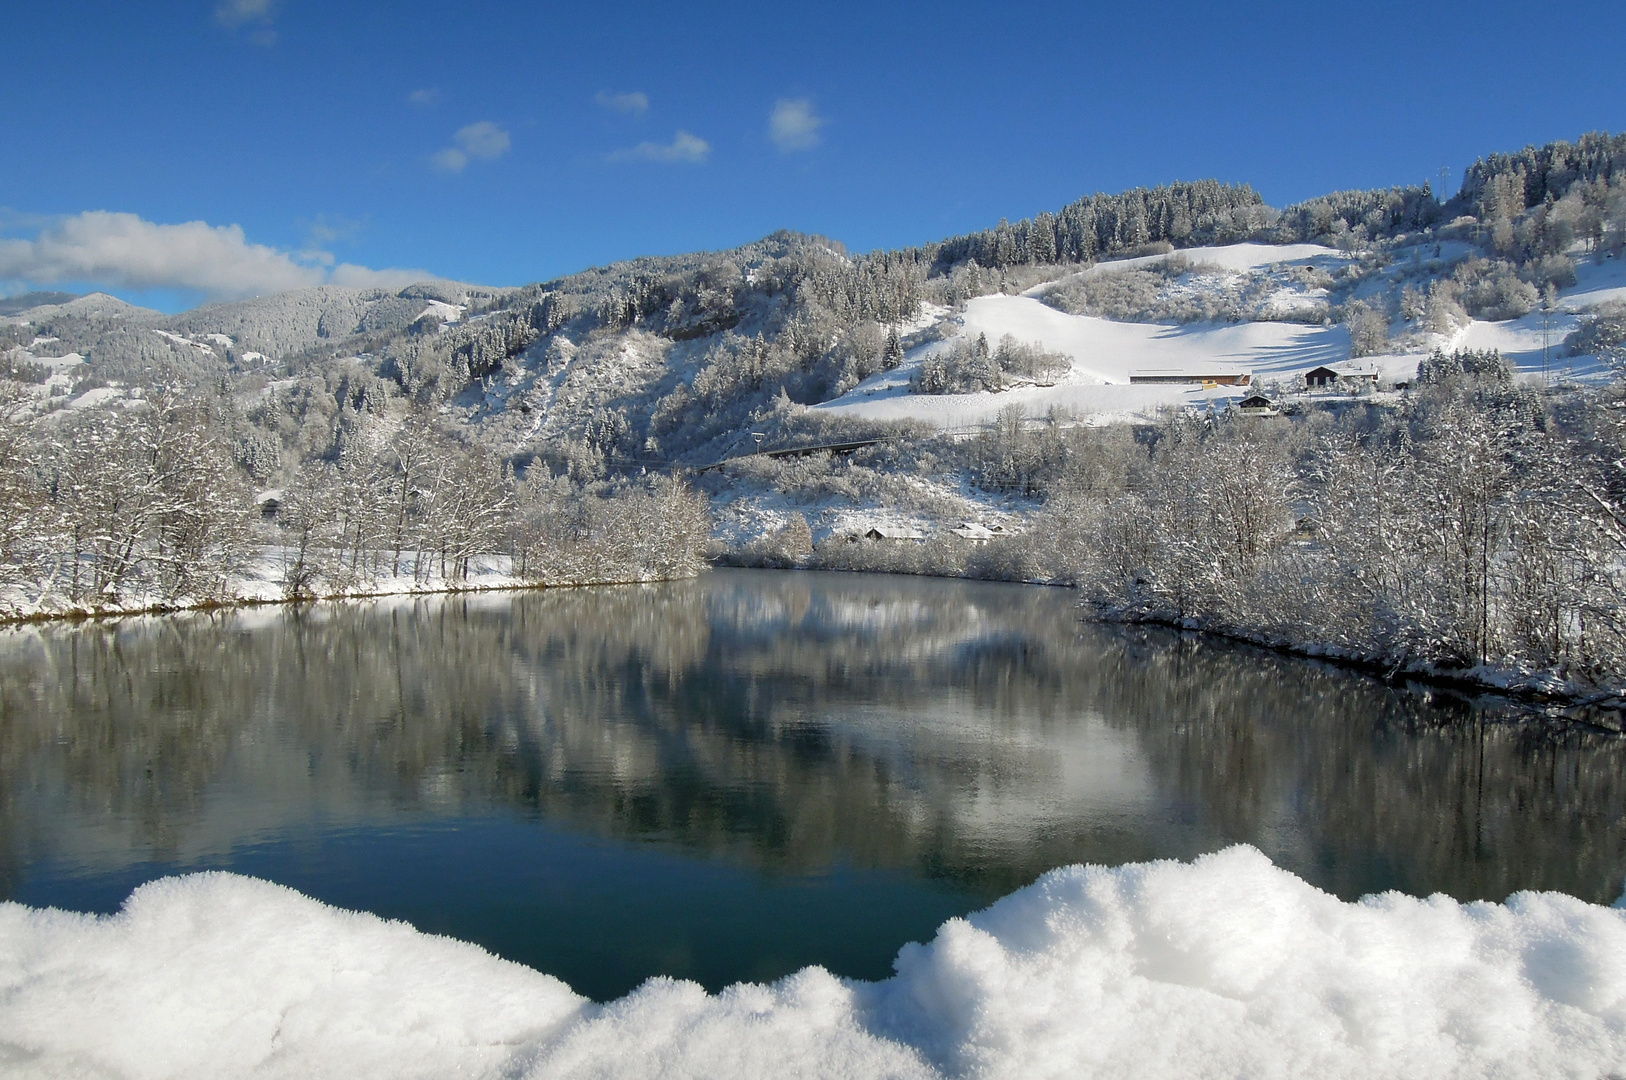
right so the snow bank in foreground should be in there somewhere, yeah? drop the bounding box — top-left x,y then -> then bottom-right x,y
3,847 -> 1624,1080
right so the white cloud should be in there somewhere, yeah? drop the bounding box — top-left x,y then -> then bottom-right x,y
454,121 -> 510,160
215,0 -> 275,25
0,211 -> 430,300
215,0 -> 277,43
303,213 -> 363,246
328,264 -> 432,289
408,88 -> 441,107
608,130 -> 710,164
432,122 -> 511,174
769,98 -> 824,152
595,91 -> 649,116
431,148 -> 468,174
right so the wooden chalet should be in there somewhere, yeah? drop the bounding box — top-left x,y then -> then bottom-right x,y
1304,362 -> 1380,389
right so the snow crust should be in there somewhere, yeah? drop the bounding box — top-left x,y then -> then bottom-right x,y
3,846 -> 1623,1079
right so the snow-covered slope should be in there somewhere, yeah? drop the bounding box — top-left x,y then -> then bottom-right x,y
1562,253 -> 1626,311
815,244 -> 1626,429
3,281 -> 500,364
817,297 -> 1351,426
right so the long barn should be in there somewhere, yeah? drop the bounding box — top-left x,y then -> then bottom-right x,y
1128,369 -> 1253,386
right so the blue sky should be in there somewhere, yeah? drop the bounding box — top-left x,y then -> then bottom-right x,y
2,0 -> 1623,309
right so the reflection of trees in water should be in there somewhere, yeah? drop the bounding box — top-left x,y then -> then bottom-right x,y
1072,631 -> 1626,902
1,570 -> 1623,905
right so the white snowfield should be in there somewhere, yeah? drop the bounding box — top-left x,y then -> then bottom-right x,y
816,244 -> 1625,429
817,297 -> 1351,427
1564,252 -> 1626,311
416,298 -> 465,324
2,846 -> 1624,1080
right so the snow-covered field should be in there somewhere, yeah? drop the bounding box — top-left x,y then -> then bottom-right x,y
814,245 -> 1624,430
2,846 -> 1622,1079
816,297 -> 1350,426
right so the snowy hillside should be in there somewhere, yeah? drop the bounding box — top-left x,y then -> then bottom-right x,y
816,293 -> 1351,426
5,132 -> 1626,564
812,239 -> 1624,429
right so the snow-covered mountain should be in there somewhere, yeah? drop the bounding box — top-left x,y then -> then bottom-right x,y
4,131 -> 1624,544
1,279 -> 507,385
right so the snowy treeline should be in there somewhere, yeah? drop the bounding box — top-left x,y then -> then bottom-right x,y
921,180 -> 1275,269
916,133 -> 1626,278
1036,353 -> 1626,685
0,385 -> 712,617
913,333 -> 1071,394
727,354 -> 1626,691
1042,251 -> 1298,323
1461,132 -> 1626,223
0,387 -> 252,606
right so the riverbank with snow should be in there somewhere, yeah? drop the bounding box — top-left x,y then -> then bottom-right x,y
0,549 -> 700,626
1088,604 -> 1626,728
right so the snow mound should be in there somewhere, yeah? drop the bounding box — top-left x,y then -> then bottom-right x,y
0,872 -> 586,1079
3,846 -> 1624,1079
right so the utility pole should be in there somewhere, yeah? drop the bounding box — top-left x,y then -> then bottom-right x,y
1542,295 -> 1551,386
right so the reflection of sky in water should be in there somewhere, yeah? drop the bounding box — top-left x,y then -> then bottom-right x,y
2,569 -> 1625,996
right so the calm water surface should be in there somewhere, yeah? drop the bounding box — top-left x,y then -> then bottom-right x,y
2,570 -> 1623,1000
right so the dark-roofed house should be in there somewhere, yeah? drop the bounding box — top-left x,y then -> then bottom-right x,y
1305,362 -> 1380,389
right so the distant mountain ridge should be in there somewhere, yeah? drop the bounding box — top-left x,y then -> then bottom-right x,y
0,291 -> 87,317
1,278 -> 508,383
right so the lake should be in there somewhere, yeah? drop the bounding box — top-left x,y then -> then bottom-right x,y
1,569 -> 1622,1001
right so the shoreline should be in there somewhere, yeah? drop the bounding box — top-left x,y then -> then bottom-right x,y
719,556 -> 1626,726
7,560 -> 1622,729
1088,606 -> 1626,730
0,574 -> 699,628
